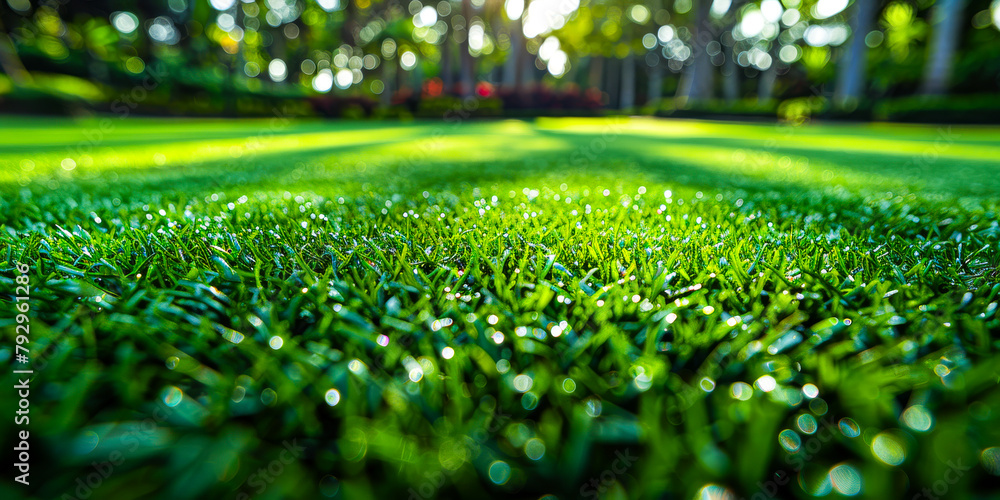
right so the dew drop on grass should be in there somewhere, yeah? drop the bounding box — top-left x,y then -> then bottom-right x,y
319,476 -> 341,498
755,375 -> 777,392
166,356 -> 179,370
901,405 -> 933,432
699,377 -> 716,392
562,378 -> 576,393
778,429 -> 801,453
488,461 -> 512,485
696,484 -> 735,500
521,392 -> 539,410
871,432 -> 906,466
828,463 -> 862,496
513,374 -> 533,392
839,418 -> 861,438
808,397 -> 829,415
981,447 -> 1000,476
730,382 -> 753,401
496,359 -> 510,374
585,398 -> 602,417
525,438 -> 546,460
441,346 -> 455,359
269,336 -> 284,349
73,430 -> 100,455
797,414 -> 818,434
799,467 -> 833,496
324,389 -> 341,407
261,388 -> 277,406
162,386 -> 183,407
802,383 -> 819,399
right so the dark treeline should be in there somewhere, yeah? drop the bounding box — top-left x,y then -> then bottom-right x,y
1,0 -> 999,119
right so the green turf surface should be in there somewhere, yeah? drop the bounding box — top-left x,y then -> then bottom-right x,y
2,117 -> 1000,500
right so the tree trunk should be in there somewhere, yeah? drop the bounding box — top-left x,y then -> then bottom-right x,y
0,19 -> 31,85
503,16 -> 524,90
758,43 -> 778,101
588,56 -> 604,90
722,50 -> 739,103
606,57 -> 620,108
620,53 -> 636,109
441,34 -> 454,93
459,0 -> 475,98
921,0 -> 966,95
647,54 -> 663,104
381,56 -> 394,107
720,0 -> 746,104
758,64 -> 776,101
833,0 -> 877,106
340,0 -> 358,46
677,0 -> 715,101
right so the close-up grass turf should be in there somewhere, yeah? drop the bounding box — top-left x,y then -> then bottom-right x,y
2,116 -> 1000,500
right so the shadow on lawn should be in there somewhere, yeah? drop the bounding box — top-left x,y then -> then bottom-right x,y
5,120 -> 1000,210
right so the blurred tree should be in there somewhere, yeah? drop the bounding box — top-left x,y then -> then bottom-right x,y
834,0 -> 878,106
922,0 -> 967,94
677,0 -> 715,101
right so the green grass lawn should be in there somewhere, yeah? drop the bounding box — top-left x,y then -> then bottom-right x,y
2,116 -> 1000,500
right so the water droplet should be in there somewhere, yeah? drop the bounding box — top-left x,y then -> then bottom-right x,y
585,398 -> 602,417
562,378 -> 577,393
700,377 -> 716,392
797,414 -> 818,434
325,388 -> 341,407
525,438 -> 546,460
828,463 -> 862,496
901,405 -> 933,432
73,430 -> 100,455
980,447 -> 1000,475
162,386 -> 183,407
755,375 -> 777,392
319,475 -> 341,497
488,460 -> 512,485
496,359 -> 510,374
521,392 -> 539,410
871,432 -> 906,466
730,382 -> 753,401
261,388 -> 277,406
839,418 -> 861,438
809,397 -> 829,415
513,374 -> 533,392
778,429 -> 801,453
802,383 -> 819,399
697,484 -> 736,500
